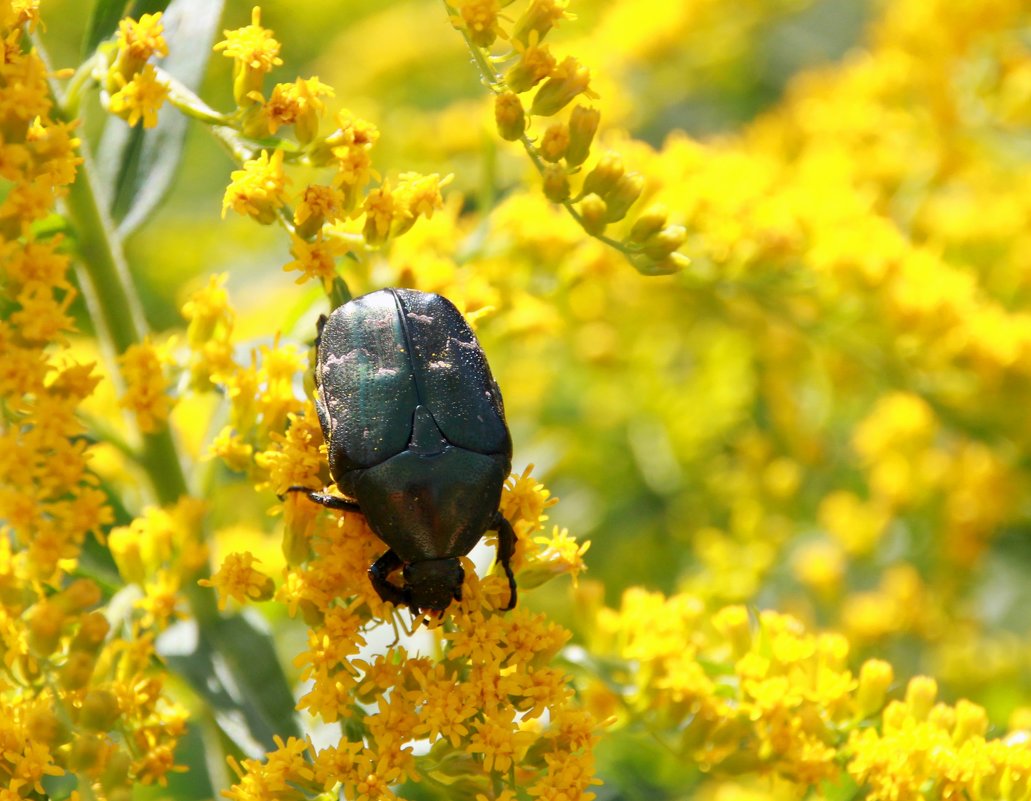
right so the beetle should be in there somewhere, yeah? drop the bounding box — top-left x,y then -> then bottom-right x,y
291,288 -> 517,615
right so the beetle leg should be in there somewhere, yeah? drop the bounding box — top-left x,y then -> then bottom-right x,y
369,550 -> 411,608
285,486 -> 362,512
492,511 -> 518,611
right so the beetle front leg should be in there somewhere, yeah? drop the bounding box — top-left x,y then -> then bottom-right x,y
285,486 -> 362,512
493,511 -> 518,611
369,550 -> 411,608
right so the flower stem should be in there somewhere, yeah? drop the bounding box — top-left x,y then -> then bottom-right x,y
63,136 -> 190,506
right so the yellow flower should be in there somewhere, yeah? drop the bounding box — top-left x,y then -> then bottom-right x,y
511,0 -> 574,45
108,62 -> 168,128
116,12 -> 168,62
259,76 -> 334,142
199,551 -> 275,610
452,0 -> 504,48
293,183 -> 344,237
117,336 -> 173,432
222,149 -> 290,224
466,708 -> 535,774
214,6 -> 283,104
506,32 -> 557,93
530,56 -> 595,117
361,182 -> 396,246
282,234 -> 350,289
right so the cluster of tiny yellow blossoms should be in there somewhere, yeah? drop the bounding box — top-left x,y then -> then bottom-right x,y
215,7 -> 451,289
204,424 -> 598,799
0,4 -> 187,796
447,0 -> 689,276
580,590 -> 1031,799
457,0 -> 1031,678
101,12 -> 170,128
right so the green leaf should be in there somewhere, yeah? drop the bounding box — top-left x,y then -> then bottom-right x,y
158,610 -> 301,757
96,0 -> 224,238
83,0 -> 131,57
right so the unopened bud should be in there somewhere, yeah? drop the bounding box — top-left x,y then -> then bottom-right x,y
602,173 -> 644,222
80,689 -> 121,731
27,707 -> 69,747
565,105 -> 599,167
579,193 -> 607,236
629,205 -> 668,242
643,225 -> 687,260
581,152 -> 624,198
539,123 -> 569,163
541,164 -> 571,203
72,611 -> 111,653
28,601 -> 65,657
630,251 -> 688,276
60,650 -> 96,691
856,659 -> 893,718
101,751 -> 133,794
494,92 -> 526,141
57,579 -> 102,613
905,676 -> 937,721
69,734 -> 104,772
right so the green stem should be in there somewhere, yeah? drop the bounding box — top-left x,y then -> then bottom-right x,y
61,52 -> 100,118
62,140 -> 189,506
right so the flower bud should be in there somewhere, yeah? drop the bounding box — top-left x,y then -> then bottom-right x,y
531,57 -> 591,117
643,225 -> 688,260
539,123 -> 569,163
629,205 -> 668,243
856,659 -> 893,718
541,164 -> 570,203
630,251 -> 688,276
28,601 -> 64,657
494,92 -> 526,142
60,650 -> 97,691
80,689 -> 121,731
565,105 -> 599,167
56,579 -> 102,613
953,700 -> 988,744
68,734 -> 105,772
581,152 -> 624,198
905,676 -> 937,721
72,611 -> 111,653
602,173 -> 644,222
27,706 -> 70,747
578,193 -> 607,236
101,750 -> 133,794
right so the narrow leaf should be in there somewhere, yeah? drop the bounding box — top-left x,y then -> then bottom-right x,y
158,610 -> 301,757
83,0 -> 131,57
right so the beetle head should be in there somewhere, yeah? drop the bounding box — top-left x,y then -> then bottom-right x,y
403,558 -> 465,613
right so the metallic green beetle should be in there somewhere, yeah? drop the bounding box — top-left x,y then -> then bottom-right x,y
293,288 -> 517,614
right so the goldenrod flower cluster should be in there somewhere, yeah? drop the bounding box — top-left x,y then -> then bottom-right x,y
8,0 -> 1031,799
447,0 -> 689,276
584,592 -> 1031,800
0,3 -> 187,796
209,7 -> 454,289
211,472 -> 595,801
102,13 -> 170,129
